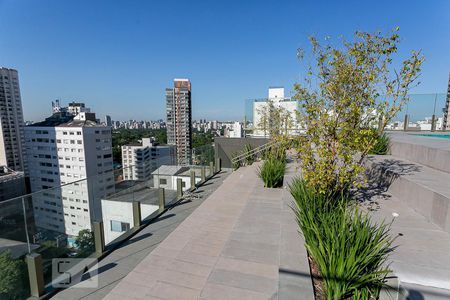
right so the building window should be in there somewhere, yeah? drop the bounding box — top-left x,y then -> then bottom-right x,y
159,178 -> 167,185
110,220 -> 130,232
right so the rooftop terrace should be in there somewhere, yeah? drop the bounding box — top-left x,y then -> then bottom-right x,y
50,134 -> 450,299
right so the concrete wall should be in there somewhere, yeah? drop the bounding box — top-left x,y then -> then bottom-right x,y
390,140 -> 450,174
152,174 -> 200,191
214,137 -> 269,168
101,200 -> 133,245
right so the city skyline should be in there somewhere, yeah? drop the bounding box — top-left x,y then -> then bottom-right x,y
1,1 -> 449,121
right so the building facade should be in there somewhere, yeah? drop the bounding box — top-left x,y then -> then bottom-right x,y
24,110 -> 114,238
122,138 -> 176,181
252,87 -> 300,137
0,68 -> 25,171
166,79 -> 192,165
0,165 -> 26,202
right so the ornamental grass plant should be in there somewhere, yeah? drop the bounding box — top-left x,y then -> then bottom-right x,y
290,178 -> 395,300
258,157 -> 286,188
369,132 -> 390,155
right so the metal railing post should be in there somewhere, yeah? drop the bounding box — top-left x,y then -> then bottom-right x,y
215,157 -> 221,173
190,170 -> 196,190
177,178 -> 183,198
26,253 -> 44,298
431,114 -> 436,132
132,201 -> 141,228
209,161 -> 214,177
201,166 -> 206,183
403,114 -> 409,131
93,221 -> 105,256
159,188 -> 165,212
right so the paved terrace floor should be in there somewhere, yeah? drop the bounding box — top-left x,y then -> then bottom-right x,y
52,170 -> 231,300
102,162 -> 313,300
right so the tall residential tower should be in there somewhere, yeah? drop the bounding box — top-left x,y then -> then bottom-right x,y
443,73 -> 450,131
166,79 -> 192,165
0,68 -> 25,171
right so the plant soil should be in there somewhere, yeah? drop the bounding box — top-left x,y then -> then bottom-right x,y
308,255 -> 325,300
308,255 -> 352,300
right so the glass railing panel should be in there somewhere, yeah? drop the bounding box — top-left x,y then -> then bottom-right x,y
90,166 -> 139,247
387,93 -> 446,131
0,197 -> 32,299
0,146 -> 219,298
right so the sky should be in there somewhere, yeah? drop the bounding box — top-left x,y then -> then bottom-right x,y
0,0 -> 449,122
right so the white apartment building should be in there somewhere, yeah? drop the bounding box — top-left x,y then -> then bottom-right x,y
0,68 -> 25,171
252,87 -> 300,137
122,138 -> 176,181
224,121 -> 243,138
25,111 -> 114,238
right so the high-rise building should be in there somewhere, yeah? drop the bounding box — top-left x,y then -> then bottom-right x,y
24,108 -> 114,238
166,79 -> 192,165
0,68 -> 25,171
105,115 -> 112,127
122,138 -> 176,181
443,74 -> 450,131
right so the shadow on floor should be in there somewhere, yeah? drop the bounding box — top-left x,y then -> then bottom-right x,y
123,232 -> 153,246
354,157 -> 422,210
82,262 -> 117,281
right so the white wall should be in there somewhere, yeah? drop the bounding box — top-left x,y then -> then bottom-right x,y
153,174 -> 201,191
101,199 -> 133,245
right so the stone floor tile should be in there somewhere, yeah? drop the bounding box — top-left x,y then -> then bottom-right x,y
215,257 -> 278,279
147,281 -> 201,300
200,283 -> 271,300
176,250 -> 219,267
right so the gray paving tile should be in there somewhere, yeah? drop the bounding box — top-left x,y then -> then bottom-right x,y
208,268 -> 278,295
147,281 -> 201,300
278,271 -> 315,300
215,257 -> 278,279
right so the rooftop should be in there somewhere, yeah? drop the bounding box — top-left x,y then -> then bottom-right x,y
152,165 -> 190,176
0,166 -> 24,182
27,112 -> 103,128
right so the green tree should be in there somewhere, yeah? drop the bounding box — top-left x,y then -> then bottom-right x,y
38,240 -> 70,259
294,28 -> 424,195
0,251 -> 29,300
111,128 -> 167,164
192,130 -> 214,148
74,229 -> 95,257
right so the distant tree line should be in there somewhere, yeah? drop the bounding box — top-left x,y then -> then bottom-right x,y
112,128 -> 167,164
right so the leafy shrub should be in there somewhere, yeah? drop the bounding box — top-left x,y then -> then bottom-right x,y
258,158 -> 286,188
294,29 -> 423,195
290,178 -> 394,300
369,132 -> 390,155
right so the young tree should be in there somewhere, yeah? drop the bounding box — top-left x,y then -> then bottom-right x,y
74,229 -> 95,257
294,28 -> 424,195
0,251 -> 29,300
